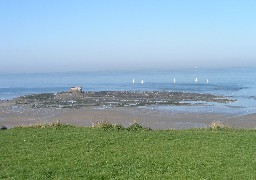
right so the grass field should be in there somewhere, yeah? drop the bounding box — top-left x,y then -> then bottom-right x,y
1,123 -> 256,179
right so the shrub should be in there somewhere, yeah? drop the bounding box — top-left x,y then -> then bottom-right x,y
92,121 -> 152,131
112,123 -> 126,130
127,122 -> 152,131
29,121 -> 75,129
92,121 -> 125,131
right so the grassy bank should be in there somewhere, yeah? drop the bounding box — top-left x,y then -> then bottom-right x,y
1,124 -> 256,179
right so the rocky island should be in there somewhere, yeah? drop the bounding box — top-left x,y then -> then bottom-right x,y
14,90 -> 235,109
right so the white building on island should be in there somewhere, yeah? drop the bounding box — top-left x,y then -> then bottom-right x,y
68,86 -> 82,93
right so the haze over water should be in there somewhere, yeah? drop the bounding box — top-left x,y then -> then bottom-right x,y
1,1 -> 256,73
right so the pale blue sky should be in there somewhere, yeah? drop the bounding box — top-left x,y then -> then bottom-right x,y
0,0 -> 256,73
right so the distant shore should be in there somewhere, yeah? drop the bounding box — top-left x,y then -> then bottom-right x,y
1,91 -> 256,129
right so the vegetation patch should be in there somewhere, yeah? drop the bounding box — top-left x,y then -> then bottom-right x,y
92,121 -> 151,131
29,121 -> 75,129
126,122 -> 152,131
92,121 -> 125,131
1,125 -> 256,179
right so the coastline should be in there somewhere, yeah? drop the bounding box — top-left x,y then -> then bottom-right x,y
1,91 -> 256,129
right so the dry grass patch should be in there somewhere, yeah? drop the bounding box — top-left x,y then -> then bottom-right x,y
209,121 -> 230,129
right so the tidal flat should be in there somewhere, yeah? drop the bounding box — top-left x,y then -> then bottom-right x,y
1,91 -> 256,129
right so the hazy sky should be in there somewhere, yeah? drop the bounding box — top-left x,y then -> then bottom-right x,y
1,0 -> 256,73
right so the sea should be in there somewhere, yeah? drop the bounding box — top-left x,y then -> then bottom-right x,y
1,67 -> 256,115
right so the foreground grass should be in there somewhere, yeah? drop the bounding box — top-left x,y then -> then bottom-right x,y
1,124 -> 256,179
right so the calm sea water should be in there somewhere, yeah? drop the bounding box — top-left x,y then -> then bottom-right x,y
1,67 -> 256,115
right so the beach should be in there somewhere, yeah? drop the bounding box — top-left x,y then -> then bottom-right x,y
1,97 -> 256,130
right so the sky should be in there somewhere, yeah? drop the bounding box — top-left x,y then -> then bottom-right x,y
0,0 -> 256,73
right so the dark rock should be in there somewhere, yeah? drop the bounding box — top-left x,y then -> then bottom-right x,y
0,125 -> 7,130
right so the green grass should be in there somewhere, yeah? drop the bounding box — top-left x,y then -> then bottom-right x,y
1,124 -> 256,179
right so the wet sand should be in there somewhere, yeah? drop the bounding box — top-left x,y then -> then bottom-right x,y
1,101 -> 256,130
